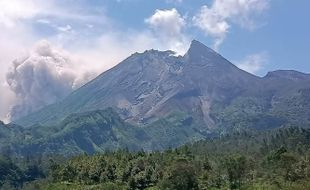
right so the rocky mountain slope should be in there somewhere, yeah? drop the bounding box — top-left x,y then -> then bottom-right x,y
0,40 -> 309,156
15,40 -> 310,132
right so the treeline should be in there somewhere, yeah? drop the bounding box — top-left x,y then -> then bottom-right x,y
1,127 -> 310,190
0,156 -> 45,189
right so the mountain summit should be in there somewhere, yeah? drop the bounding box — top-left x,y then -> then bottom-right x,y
15,40 -> 310,134
186,40 -> 220,62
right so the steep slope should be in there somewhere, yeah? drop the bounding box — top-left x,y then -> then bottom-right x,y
263,70 -> 310,126
15,41 -> 259,129
0,121 -> 25,155
6,108 -> 207,156
11,109 -> 145,156
4,40 -> 310,156
209,70 -> 310,131
14,40 -> 310,133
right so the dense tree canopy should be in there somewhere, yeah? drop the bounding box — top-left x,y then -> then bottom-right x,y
1,127 -> 310,189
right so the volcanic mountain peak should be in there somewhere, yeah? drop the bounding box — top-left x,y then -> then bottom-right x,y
14,40 -> 310,133
187,40 -> 217,54
184,40 -> 230,68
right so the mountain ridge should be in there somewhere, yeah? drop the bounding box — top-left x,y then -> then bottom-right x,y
13,40 -> 310,134
1,39 -> 309,156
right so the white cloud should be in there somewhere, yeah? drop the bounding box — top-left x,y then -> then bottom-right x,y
36,19 -> 51,24
236,52 -> 268,74
193,5 -> 229,51
72,28 -> 188,73
146,8 -> 185,39
145,8 -> 190,54
57,25 -> 72,32
193,0 -> 269,50
0,0 -> 108,29
0,0 -> 42,27
166,0 -> 183,4
212,0 -> 269,29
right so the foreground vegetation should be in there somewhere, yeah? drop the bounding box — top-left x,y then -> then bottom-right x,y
1,127 -> 310,190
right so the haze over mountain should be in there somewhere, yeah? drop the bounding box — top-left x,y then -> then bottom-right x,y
1,40 -> 309,156
1,1 -> 310,189
15,40 -> 310,129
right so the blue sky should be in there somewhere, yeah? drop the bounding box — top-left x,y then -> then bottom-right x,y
0,0 -> 309,121
107,0 -> 310,76
34,0 -> 309,75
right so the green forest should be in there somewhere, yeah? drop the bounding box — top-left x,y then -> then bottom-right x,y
1,127 -> 310,190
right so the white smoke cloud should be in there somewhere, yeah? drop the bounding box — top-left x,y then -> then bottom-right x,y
1,15 -> 191,122
3,30 -> 190,122
0,0 -> 42,27
0,0 -> 112,122
236,52 -> 269,75
193,5 -> 229,50
6,40 -> 94,121
166,0 -> 183,3
146,8 -> 185,39
193,0 -> 269,50
145,8 -> 189,54
0,83 -> 15,123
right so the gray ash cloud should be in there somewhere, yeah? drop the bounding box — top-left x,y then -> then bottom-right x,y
6,40 -> 91,121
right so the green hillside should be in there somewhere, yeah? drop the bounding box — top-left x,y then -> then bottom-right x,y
2,101 -> 310,157
1,109 -> 209,156
1,127 -> 310,190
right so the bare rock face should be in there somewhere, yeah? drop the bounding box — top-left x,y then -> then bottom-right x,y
15,40 -> 310,132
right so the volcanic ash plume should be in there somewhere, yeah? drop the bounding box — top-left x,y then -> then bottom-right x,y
6,40 -> 92,121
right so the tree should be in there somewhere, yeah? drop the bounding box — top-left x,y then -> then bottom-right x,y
224,155 -> 247,189
159,159 -> 199,190
59,165 -> 76,182
24,164 -> 45,181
